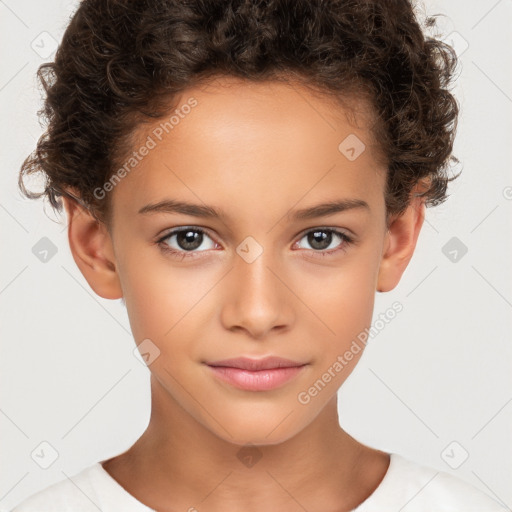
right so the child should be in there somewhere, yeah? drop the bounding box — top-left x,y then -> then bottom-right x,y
12,0 -> 506,510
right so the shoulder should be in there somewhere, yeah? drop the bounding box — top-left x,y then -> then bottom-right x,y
10,464 -> 103,512
10,461 -> 154,512
355,453 -> 507,511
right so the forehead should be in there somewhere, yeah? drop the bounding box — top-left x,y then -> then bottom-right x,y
111,76 -> 387,222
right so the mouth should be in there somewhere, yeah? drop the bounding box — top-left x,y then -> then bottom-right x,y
204,356 -> 309,391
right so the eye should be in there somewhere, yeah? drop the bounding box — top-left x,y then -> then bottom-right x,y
157,227 -> 218,260
156,226 -> 354,261
294,228 -> 354,257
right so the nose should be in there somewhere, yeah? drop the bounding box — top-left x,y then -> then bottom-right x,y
219,245 -> 295,340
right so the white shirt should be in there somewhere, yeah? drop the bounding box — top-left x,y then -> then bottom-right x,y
10,453 -> 506,511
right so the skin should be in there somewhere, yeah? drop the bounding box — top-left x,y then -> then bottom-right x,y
61,76 -> 425,512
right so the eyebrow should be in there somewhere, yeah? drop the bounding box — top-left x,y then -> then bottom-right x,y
138,199 -> 220,218
138,198 -> 370,220
290,198 -> 370,220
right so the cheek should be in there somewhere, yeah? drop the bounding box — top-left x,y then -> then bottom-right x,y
313,252 -> 378,319
305,249 -> 379,361
116,249 -> 195,343
119,253 -> 222,373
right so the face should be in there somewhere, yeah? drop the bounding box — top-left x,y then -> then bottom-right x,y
64,76 -> 424,446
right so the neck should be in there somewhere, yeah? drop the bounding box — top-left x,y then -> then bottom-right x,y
102,374 -> 389,512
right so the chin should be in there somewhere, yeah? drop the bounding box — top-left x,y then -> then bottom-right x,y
206,410 -> 308,448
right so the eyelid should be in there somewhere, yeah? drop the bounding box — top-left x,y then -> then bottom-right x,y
156,225 -> 214,240
296,225 -> 355,240
156,225 -> 353,244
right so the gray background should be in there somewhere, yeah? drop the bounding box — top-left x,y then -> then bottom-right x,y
1,0 -> 511,510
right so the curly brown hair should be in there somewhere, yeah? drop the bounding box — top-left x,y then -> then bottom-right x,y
18,0 -> 460,227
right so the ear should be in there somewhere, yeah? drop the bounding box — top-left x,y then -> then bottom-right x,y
61,188 -> 123,300
377,185 -> 426,292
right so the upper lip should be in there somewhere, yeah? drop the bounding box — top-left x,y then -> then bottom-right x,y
205,356 -> 308,371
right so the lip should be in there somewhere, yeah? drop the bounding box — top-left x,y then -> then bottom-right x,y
205,356 -> 307,371
204,356 -> 309,391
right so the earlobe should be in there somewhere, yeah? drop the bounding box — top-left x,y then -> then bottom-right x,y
61,188 -> 123,300
376,191 -> 426,293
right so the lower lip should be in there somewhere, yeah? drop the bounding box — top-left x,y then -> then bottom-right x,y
206,364 -> 307,391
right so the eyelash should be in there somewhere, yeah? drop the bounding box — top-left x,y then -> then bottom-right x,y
156,226 -> 354,261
